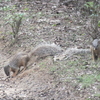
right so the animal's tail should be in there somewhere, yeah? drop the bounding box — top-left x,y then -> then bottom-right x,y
4,65 -> 10,76
31,43 -> 63,56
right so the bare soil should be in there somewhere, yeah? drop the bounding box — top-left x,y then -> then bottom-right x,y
0,1 -> 100,100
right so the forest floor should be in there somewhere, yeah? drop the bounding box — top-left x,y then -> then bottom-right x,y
0,1 -> 100,100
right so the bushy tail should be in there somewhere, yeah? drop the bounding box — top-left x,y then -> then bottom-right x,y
31,43 -> 64,57
4,65 -> 10,76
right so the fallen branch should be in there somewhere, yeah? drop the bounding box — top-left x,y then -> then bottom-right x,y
54,47 -> 91,61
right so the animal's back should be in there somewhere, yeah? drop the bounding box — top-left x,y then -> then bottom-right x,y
9,52 -> 29,69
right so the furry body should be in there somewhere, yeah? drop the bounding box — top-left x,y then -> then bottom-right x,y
4,43 -> 63,77
90,39 -> 100,61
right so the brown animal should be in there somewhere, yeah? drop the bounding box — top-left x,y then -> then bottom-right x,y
4,43 -> 63,77
90,39 -> 100,61
4,52 -> 30,77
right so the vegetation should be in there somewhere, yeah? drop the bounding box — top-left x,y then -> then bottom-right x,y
84,1 -> 100,39
0,0 -> 100,99
0,4 -> 26,44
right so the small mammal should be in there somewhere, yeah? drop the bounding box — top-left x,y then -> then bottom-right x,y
4,52 -> 30,77
4,43 -> 63,77
90,39 -> 100,61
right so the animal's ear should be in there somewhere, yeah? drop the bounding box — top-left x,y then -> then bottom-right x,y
4,65 -> 10,76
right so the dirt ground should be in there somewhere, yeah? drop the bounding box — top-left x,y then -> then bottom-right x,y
0,0 -> 100,100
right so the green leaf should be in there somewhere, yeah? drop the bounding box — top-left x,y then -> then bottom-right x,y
87,2 -> 94,8
84,4 -> 89,8
98,21 -> 100,27
24,8 -> 29,11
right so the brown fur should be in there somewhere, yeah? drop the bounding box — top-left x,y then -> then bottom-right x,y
91,39 -> 100,61
4,52 -> 30,77
4,43 -> 63,77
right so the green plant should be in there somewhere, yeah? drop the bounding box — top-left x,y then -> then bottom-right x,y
84,1 -> 100,39
49,66 -> 57,72
84,2 -> 94,8
39,62 -> 47,68
84,1 -> 98,15
98,21 -> 100,27
94,93 -> 100,97
77,73 -> 100,88
86,98 -> 91,100
1,5 -> 26,42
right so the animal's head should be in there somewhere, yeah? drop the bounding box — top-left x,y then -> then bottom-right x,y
4,65 -> 10,76
92,39 -> 100,50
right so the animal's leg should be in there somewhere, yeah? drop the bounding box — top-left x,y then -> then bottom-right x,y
12,69 -> 19,78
